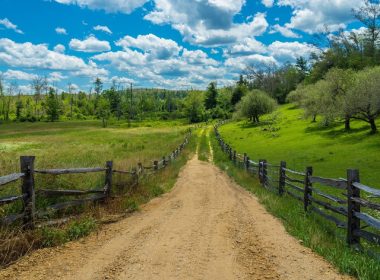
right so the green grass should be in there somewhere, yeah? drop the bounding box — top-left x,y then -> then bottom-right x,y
219,104 -> 380,188
210,133 -> 380,280
197,128 -> 210,162
0,120 -> 192,216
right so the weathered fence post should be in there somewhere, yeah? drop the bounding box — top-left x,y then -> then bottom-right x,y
279,161 -> 286,196
258,159 -> 263,183
246,156 -> 250,171
229,147 -> 233,160
136,162 -> 143,184
243,153 -> 247,167
233,150 -> 237,165
163,156 -> 167,167
154,160 -> 159,171
105,161 -> 113,197
262,160 -> 267,186
20,156 -> 35,229
347,169 -> 360,246
303,166 -> 313,211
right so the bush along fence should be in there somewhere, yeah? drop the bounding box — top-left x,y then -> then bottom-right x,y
0,129 -> 192,229
214,121 -> 380,249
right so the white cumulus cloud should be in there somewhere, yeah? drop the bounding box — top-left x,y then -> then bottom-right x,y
0,38 -> 108,78
69,36 -> 111,52
270,24 -> 301,38
54,44 -> 66,53
55,27 -> 67,35
54,0 -> 148,14
278,0 -> 362,34
3,70 -> 37,81
262,0 -> 274,8
116,34 -> 182,59
145,0 -> 268,47
268,41 -> 320,62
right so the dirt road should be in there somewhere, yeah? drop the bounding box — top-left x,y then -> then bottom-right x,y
0,156 -> 350,280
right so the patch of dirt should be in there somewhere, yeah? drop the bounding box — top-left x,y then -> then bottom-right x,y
0,157 -> 351,280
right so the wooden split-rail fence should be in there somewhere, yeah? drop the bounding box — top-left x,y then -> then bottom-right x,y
214,121 -> 380,248
0,130 -> 192,229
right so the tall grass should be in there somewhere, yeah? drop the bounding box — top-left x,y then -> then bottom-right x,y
0,121 -> 196,267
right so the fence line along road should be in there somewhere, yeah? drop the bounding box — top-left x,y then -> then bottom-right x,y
0,129 -> 193,229
214,121 -> 380,248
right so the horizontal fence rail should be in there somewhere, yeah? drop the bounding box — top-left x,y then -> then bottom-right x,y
214,121 -> 380,249
0,129 -> 193,229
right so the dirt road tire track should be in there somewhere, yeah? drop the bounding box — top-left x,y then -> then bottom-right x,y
0,157 -> 351,280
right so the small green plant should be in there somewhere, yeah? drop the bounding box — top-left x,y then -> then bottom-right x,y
40,227 -> 68,247
39,217 -> 97,247
66,217 -> 97,240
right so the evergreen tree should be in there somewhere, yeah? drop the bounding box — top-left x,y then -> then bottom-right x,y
204,82 -> 218,110
16,99 -> 23,120
96,96 -> 111,127
45,88 -> 61,122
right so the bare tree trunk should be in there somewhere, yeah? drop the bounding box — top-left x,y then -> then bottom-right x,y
369,117 -> 377,134
345,116 -> 351,131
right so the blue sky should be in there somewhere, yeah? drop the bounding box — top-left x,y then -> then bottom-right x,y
0,0 -> 363,92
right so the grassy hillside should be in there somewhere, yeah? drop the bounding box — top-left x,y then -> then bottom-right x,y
219,104 -> 380,188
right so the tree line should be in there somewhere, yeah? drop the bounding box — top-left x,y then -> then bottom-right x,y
0,77 -> 190,126
231,0 -> 380,133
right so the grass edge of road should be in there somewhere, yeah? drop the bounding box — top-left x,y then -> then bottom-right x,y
0,134 -> 197,268
208,132 -> 380,280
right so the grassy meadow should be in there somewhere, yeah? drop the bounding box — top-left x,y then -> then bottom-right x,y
0,120 -> 191,216
219,104 -> 380,188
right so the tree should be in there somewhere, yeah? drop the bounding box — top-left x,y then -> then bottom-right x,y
296,56 -> 309,81
16,99 -> 23,120
231,83 -> 247,105
68,83 -> 75,119
235,90 -> 276,123
94,77 -> 103,96
204,82 -> 218,110
0,73 -> 4,120
32,76 -> 48,120
184,91 -> 205,123
96,96 -> 111,127
348,66 -> 380,133
324,68 -> 355,130
287,81 -> 330,124
104,86 -> 122,120
244,63 -> 302,103
45,87 -> 61,122
353,0 -> 380,62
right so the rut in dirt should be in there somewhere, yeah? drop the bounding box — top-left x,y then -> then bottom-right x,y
0,156 -> 350,280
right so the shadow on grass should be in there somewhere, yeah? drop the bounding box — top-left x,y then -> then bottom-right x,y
304,122 -> 342,134
307,122 -> 379,145
238,121 -> 276,129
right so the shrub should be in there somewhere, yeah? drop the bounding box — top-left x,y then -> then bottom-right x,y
235,90 -> 276,122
